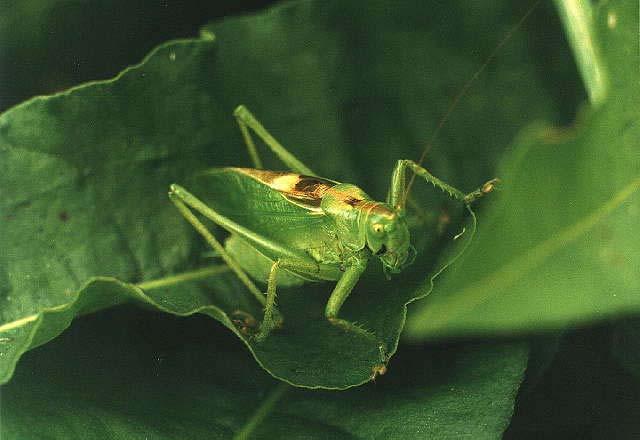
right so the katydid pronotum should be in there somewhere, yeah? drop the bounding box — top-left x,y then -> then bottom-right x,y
169,105 -> 498,343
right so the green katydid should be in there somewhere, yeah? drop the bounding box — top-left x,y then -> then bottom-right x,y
167,0 -> 545,349
168,105 -> 498,343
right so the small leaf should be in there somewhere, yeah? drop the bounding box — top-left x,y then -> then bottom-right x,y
1,307 -> 529,439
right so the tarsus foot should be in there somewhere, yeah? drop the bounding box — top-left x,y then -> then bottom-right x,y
464,178 -> 501,204
328,317 -> 379,344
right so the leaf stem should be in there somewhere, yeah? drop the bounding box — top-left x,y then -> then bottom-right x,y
135,266 -> 229,291
232,382 -> 289,440
553,0 -> 608,104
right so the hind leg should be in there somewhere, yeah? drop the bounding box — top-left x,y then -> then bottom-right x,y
233,105 -> 316,176
169,185 -> 265,308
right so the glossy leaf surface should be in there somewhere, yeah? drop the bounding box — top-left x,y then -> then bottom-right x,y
1,0 -> 577,389
406,0 -> 639,339
1,307 -> 528,439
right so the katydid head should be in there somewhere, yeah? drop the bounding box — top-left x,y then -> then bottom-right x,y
364,205 -> 414,274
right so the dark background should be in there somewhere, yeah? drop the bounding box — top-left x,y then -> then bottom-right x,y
0,0 -> 275,111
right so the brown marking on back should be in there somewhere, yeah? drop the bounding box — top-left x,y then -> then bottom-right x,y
233,168 -> 293,186
290,176 -> 336,204
232,168 -> 338,210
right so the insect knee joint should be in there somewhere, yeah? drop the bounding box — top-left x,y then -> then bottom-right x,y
168,183 -> 186,198
233,104 -> 250,119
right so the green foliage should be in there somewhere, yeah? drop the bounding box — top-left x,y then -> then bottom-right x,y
1,307 -> 528,439
0,0 -> 566,390
405,0 -> 639,339
0,0 -> 274,111
0,0 -> 637,437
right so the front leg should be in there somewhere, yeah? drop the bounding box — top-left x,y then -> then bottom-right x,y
169,185 -> 266,307
325,255 -> 377,341
388,159 -> 499,210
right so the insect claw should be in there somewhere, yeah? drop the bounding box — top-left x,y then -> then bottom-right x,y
463,177 -> 501,204
481,178 -> 501,194
230,310 -> 259,335
370,344 -> 389,381
370,363 -> 388,381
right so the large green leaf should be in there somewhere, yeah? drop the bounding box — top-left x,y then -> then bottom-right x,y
1,0 -> 575,388
1,306 -> 528,439
406,0 -> 640,339
0,0 -> 276,111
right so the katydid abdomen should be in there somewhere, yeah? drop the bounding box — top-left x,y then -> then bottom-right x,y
192,167 -> 348,283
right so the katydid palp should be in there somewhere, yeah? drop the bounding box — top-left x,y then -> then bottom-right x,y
169,105 -> 498,343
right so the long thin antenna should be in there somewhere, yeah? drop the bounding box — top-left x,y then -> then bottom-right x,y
403,1 -> 541,204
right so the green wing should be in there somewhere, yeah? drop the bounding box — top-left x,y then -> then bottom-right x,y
191,168 -> 338,263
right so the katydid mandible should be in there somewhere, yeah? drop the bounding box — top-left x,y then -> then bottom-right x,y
169,105 -> 498,342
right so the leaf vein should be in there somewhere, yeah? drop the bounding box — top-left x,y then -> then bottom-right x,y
425,175 -> 640,330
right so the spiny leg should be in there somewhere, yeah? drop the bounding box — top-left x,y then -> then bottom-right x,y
324,255 -> 379,343
234,106 -> 263,169
169,185 -> 266,308
257,258 -> 320,341
389,159 -> 499,210
257,260 -> 282,341
233,105 -> 317,176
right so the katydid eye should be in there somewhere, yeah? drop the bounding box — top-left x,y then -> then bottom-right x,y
372,223 -> 384,234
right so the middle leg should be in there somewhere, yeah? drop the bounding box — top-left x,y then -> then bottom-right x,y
257,258 -> 320,341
